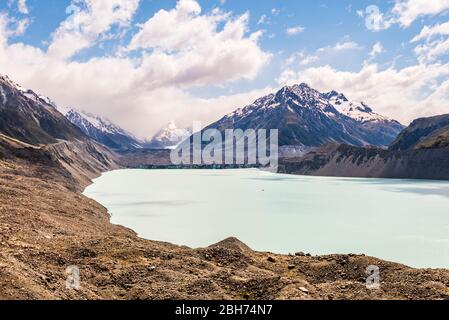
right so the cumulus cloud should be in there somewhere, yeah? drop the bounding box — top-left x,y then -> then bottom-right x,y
278,63 -> 449,124
127,0 -> 270,88
412,20 -> 449,42
0,12 -> 29,40
411,19 -> 449,63
392,0 -> 449,28
362,1 -> 449,32
48,0 -> 140,59
414,38 -> 449,63
0,0 -> 270,138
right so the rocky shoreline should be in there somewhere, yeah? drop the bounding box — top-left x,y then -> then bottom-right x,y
2,144 -> 449,300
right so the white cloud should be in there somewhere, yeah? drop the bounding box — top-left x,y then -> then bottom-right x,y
257,14 -> 267,25
369,42 -> 384,57
415,38 -> 449,63
17,0 -> 28,14
286,26 -> 305,36
48,0 -> 140,60
0,0 -> 270,138
363,1 -> 449,32
0,12 -> 29,39
271,8 -> 280,16
411,19 -> 449,63
316,41 -> 362,54
392,0 -> 449,28
278,63 -> 449,124
283,41 -> 361,68
412,20 -> 449,42
331,41 -> 361,51
284,52 -> 319,67
127,1 -> 270,89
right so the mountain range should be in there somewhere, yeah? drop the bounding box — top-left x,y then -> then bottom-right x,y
1,74 -> 404,156
61,108 -> 143,152
279,113 -> 449,180
204,83 -> 404,155
0,74 -> 119,186
2,73 -> 449,180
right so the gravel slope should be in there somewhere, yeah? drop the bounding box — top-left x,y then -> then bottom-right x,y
1,138 -> 449,300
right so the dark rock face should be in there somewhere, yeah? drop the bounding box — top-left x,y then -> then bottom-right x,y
204,83 -> 404,149
279,143 -> 449,180
390,114 -> 449,151
65,109 -> 143,152
0,75 -> 86,145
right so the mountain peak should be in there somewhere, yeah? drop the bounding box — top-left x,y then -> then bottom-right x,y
324,90 -> 348,102
274,83 -> 322,105
63,108 -> 143,151
0,74 -> 86,144
207,83 -> 404,148
146,122 -> 192,149
277,83 -> 314,94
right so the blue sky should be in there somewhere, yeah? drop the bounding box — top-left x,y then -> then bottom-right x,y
1,0 -> 449,137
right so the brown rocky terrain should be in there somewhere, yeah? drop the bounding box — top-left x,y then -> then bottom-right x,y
2,135 -> 449,300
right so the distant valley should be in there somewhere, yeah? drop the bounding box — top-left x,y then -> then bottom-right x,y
2,73 -> 449,181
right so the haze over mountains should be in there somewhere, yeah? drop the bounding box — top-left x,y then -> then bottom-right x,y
144,122 -> 192,149
2,72 -> 449,180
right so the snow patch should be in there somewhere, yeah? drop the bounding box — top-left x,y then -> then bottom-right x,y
149,121 -> 192,148
0,86 -> 7,105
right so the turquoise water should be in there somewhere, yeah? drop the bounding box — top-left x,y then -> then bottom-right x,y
84,169 -> 449,268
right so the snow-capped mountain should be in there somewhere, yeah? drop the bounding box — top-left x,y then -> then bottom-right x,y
324,91 -> 387,122
0,74 -> 86,144
204,83 -> 404,149
324,90 -> 405,145
62,108 -> 143,151
145,122 -> 192,149
0,74 -> 58,109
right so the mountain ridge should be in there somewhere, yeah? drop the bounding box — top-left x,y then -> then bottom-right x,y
279,113 -> 449,180
390,114 -> 449,151
62,108 -> 143,152
204,83 -> 404,151
0,75 -> 86,145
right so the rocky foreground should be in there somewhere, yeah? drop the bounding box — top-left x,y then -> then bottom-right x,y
1,149 -> 449,300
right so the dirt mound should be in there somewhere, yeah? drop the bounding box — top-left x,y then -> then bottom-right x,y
209,237 -> 253,253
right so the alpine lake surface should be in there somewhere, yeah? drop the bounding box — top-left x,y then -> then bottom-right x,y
84,169 -> 449,268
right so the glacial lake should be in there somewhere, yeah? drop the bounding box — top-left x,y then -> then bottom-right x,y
84,169 -> 449,269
